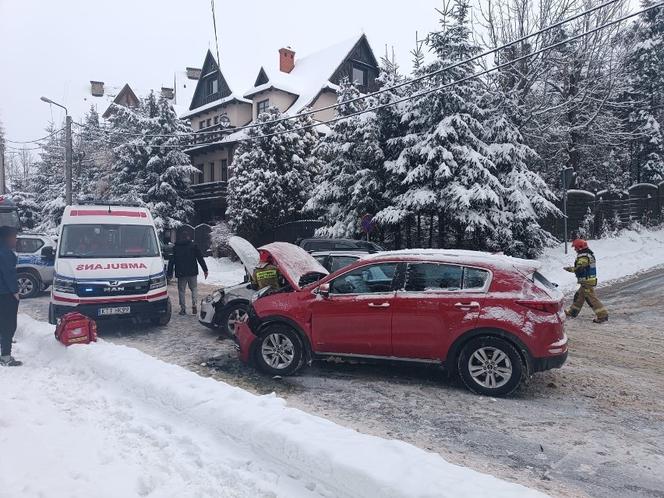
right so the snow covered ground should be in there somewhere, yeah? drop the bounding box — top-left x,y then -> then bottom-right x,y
200,256 -> 245,285
0,315 -> 544,498
538,227 -> 664,292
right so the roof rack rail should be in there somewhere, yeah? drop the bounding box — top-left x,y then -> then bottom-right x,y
73,199 -> 143,208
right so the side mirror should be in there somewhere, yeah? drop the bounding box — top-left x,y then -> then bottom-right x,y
41,246 -> 55,260
318,282 -> 330,298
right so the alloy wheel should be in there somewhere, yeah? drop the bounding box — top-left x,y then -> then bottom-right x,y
18,277 -> 35,297
261,333 -> 295,370
467,346 -> 513,389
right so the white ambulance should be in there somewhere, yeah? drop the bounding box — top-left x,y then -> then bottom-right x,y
49,204 -> 171,326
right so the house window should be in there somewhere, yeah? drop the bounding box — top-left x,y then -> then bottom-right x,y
209,162 -> 216,182
193,166 -> 204,185
207,78 -> 218,95
221,159 -> 228,182
199,120 -> 205,130
206,118 -> 211,127
352,66 -> 367,87
214,115 -> 219,125
257,99 -> 269,116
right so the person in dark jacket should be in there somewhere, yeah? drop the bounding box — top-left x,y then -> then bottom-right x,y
167,233 -> 208,315
0,226 -> 21,366
564,238 -> 608,323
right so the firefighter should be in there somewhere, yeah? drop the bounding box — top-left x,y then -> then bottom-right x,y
252,251 -> 280,290
564,238 -> 608,323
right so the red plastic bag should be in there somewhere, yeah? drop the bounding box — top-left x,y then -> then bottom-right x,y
55,312 -> 98,346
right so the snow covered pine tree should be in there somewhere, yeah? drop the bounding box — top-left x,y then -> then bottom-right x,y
306,79 -> 385,238
108,91 -> 196,231
226,106 -> 321,242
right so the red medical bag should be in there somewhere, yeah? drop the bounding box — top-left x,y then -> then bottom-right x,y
54,312 -> 98,346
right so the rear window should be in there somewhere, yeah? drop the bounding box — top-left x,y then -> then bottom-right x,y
303,240 -> 335,251
328,255 -> 359,272
16,238 -> 45,254
405,263 -> 490,292
533,271 -> 560,296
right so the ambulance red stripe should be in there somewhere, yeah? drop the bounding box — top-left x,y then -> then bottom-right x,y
70,210 -> 147,218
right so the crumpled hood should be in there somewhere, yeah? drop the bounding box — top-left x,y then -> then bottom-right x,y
258,242 -> 328,290
56,257 -> 164,280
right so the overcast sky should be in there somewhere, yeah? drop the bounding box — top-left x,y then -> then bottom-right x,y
0,0 -> 445,145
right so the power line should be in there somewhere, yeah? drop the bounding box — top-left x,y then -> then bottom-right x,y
74,1 -> 662,148
76,0 -> 622,141
5,127 -> 65,145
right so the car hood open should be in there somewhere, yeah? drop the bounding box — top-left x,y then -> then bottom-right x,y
258,242 -> 328,290
228,236 -> 260,276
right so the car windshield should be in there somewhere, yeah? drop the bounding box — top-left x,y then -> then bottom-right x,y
59,224 -> 159,258
0,209 -> 20,230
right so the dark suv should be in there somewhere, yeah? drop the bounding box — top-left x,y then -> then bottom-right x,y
298,238 -> 383,253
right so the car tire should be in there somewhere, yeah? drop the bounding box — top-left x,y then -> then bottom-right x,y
151,300 -> 172,326
457,336 -> 524,397
219,302 -> 249,337
17,272 -> 40,299
254,325 -> 303,376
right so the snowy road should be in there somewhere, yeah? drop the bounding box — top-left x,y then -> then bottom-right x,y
18,269 -> 664,498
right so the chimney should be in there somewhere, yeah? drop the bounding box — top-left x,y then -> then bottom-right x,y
90,80 -> 105,97
186,67 -> 202,80
279,46 -> 295,73
161,87 -> 174,100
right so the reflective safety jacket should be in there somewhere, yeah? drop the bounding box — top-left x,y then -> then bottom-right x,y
569,249 -> 597,286
252,264 -> 279,290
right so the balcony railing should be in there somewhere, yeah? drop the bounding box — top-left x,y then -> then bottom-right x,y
190,124 -> 235,146
188,181 -> 228,201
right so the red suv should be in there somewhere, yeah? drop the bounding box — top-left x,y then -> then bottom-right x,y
236,244 -> 568,396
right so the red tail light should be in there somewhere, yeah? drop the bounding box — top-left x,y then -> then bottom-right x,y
516,300 -> 560,314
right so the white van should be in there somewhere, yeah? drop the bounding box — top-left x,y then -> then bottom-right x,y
49,204 -> 171,326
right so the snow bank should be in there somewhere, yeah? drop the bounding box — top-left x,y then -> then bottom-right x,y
538,228 -> 664,292
1,315 -> 545,498
200,256 -> 245,286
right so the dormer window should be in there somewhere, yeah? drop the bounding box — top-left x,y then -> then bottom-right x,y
206,78 -> 218,96
257,99 -> 269,116
352,66 -> 367,87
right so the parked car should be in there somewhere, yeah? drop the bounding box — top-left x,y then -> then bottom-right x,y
16,233 -> 57,298
198,239 -> 356,336
298,238 -> 383,253
310,251 -> 366,273
235,249 -> 568,397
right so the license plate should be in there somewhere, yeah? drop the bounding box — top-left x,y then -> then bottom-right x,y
98,306 -> 131,316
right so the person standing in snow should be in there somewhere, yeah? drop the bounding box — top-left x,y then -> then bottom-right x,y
0,226 -> 21,366
564,238 -> 608,323
167,232 -> 208,316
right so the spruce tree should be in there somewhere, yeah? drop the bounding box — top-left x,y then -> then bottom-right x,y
33,123 -> 67,233
306,79 -> 384,238
227,107 -> 321,242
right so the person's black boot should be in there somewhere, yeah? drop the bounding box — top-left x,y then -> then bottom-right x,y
192,306 -> 198,315
0,355 -> 22,367
178,308 -> 187,316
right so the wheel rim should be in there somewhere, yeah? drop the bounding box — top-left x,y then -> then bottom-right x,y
468,346 -> 513,389
226,308 -> 248,335
18,277 -> 34,297
261,333 -> 295,370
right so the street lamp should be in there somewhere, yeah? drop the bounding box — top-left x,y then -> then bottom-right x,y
40,96 -> 72,205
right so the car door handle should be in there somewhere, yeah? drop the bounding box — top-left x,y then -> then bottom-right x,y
454,301 -> 480,310
368,302 -> 390,308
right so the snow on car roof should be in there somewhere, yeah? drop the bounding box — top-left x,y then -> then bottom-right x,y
364,249 -> 542,271
259,242 -> 328,289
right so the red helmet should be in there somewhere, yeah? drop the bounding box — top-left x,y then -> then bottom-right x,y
571,239 -> 588,251
259,251 -> 270,263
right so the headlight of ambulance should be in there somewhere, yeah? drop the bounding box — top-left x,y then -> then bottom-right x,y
149,274 -> 167,290
54,276 -> 76,294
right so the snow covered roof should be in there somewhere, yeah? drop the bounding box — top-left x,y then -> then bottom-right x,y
243,34 -> 367,116
178,94 -> 251,119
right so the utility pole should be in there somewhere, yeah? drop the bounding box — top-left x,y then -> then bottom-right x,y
41,96 -> 72,205
0,142 -> 6,195
64,115 -> 73,205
